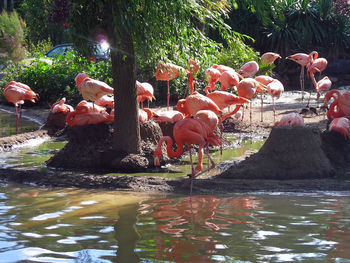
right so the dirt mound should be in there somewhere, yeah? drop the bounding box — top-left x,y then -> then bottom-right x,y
46,121 -> 163,172
0,130 -> 49,152
218,126 -> 345,180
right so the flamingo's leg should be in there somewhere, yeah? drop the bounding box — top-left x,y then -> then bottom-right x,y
300,66 -> 305,100
260,93 -> 263,122
167,80 -> 170,110
15,105 -> 19,134
273,97 -> 276,124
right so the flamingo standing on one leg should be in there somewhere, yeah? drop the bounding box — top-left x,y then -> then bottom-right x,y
286,52 -> 311,100
307,52 -> 328,99
155,61 -> 185,110
3,81 -> 38,134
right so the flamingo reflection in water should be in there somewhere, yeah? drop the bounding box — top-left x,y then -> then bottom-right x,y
139,195 -> 262,262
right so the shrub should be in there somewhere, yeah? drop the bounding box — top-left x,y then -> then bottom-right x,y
0,10 -> 27,64
26,38 -> 54,57
0,51 -> 112,107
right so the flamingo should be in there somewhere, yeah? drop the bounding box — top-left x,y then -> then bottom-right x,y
3,81 -> 38,134
204,67 -> 221,94
75,100 -> 107,113
186,58 -> 200,95
51,97 -> 73,114
260,52 -> 281,64
138,108 -> 156,122
95,95 -> 114,110
153,118 -> 221,193
329,117 -> 350,139
136,80 -> 155,108
315,76 -> 332,99
176,92 -> 221,117
155,61 -> 185,110
323,90 -> 350,119
274,112 -> 305,126
237,78 -> 267,125
286,52 -> 311,100
238,61 -> 259,78
152,110 -> 184,123
307,52 -> 328,104
206,91 -> 249,123
218,69 -> 241,92
66,111 -> 114,127
255,76 -> 284,123
75,73 -> 114,110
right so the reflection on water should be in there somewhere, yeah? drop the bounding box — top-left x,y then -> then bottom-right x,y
1,182 -> 350,262
0,110 -> 40,137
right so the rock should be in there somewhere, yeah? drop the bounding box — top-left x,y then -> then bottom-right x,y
218,126 -> 335,180
111,154 -> 149,172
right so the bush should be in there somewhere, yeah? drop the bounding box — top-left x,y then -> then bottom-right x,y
0,10 -> 27,64
26,38 -> 53,57
0,51 -> 112,107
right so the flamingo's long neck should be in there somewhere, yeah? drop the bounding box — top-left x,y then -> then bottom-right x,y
156,136 -> 184,159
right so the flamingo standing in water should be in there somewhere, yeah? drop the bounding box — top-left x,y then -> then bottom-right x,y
286,52 -> 311,100
153,118 -> 221,194
155,61 -> 185,110
75,73 -> 114,110
3,81 -> 38,134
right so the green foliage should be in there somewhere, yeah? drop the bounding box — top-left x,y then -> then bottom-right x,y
0,10 -> 27,63
0,51 -> 112,107
228,0 -> 350,60
26,38 -> 54,57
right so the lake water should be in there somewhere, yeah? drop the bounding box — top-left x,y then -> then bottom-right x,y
1,183 -> 350,262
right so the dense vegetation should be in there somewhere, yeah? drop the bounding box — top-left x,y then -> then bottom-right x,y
1,0 -> 349,106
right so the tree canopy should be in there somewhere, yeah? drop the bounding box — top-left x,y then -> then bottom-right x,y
68,0 -> 236,154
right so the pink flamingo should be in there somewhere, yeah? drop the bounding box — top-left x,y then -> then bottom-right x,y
66,111 -> 113,127
274,112 -> 305,127
238,61 -> 259,78
186,58 -> 200,95
260,52 -> 281,64
176,92 -> 221,117
75,73 -> 114,110
136,80 -> 155,108
155,61 -> 185,110
204,67 -> 221,94
3,81 -> 38,134
329,117 -> 350,139
75,100 -> 107,113
152,110 -> 184,123
323,90 -> 350,119
315,76 -> 331,99
51,97 -> 74,114
286,52 -> 312,100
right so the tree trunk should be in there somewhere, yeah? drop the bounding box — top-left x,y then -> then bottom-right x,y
106,2 -> 141,155
3,0 -> 7,9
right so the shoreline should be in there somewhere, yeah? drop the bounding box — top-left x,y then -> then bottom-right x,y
1,92 -> 350,193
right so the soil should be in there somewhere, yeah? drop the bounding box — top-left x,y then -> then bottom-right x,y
1,93 -> 350,193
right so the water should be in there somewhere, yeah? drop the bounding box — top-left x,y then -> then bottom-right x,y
0,109 -> 41,137
1,183 -> 350,262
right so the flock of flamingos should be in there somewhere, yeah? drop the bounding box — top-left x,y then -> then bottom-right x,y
2,50 -> 350,180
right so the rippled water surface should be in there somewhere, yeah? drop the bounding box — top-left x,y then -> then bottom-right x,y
1,183 -> 350,262
0,110 -> 40,137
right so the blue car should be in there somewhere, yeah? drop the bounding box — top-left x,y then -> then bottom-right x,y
46,43 -> 110,62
